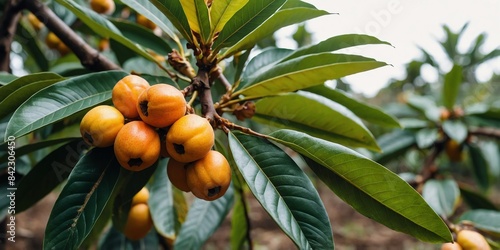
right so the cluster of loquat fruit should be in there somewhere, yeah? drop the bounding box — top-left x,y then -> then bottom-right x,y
441,229 -> 491,250
79,75 -> 232,202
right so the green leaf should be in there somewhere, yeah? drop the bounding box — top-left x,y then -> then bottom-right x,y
459,209 -> 500,234
228,132 -> 334,249
43,146 -> 121,250
0,72 -> 18,84
180,0 -> 211,42
230,188 -> 250,250
173,187 -> 234,249
213,0 -> 286,52
467,143 -> 491,191
98,224 -> 159,249
221,3 -> 329,58
422,179 -> 460,218
0,137 -> 81,165
0,72 -> 63,101
406,95 -> 441,122
442,64 -> 463,109
306,84 -> 401,128
0,78 -> 62,119
18,21 -> 50,71
235,53 -> 387,98
242,47 -> 293,80
270,129 -> 452,243
150,0 -> 193,43
112,162 -> 160,232
16,139 -> 87,212
121,0 -> 180,43
478,140 -> 500,178
111,19 -> 172,55
415,128 -> 438,149
148,158 -> 176,239
459,185 -> 498,210
281,33 -> 392,63
442,120 -> 468,144
56,0 -> 157,62
372,130 -> 416,164
399,118 -> 429,129
210,0 -> 249,36
4,70 -> 128,141
253,91 -> 380,151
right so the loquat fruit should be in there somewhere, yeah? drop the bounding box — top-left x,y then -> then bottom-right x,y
114,121 -> 160,171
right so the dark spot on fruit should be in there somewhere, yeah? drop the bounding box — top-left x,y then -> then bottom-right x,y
84,132 -> 94,145
139,101 -> 149,116
128,158 -> 143,167
174,143 -> 185,154
207,186 -> 221,197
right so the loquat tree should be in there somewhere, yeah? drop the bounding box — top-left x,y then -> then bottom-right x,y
2,0 -> 489,249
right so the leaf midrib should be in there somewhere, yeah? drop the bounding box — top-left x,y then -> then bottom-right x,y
271,135 -> 446,239
231,133 -> 311,249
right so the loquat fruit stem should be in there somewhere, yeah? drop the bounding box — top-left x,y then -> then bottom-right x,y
215,114 -> 270,139
187,90 -> 198,107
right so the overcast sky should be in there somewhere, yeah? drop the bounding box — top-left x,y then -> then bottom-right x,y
278,0 -> 500,96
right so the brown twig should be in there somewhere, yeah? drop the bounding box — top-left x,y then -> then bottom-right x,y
408,140 -> 445,190
23,0 -> 120,71
469,127 -> 500,140
0,0 -> 23,72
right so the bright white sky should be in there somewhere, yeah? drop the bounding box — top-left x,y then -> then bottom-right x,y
277,0 -> 500,97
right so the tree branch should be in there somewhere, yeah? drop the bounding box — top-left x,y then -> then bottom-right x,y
23,0 -> 120,71
0,0 -> 23,72
469,127 -> 500,140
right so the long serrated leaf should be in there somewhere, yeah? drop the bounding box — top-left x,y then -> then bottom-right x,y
269,129 -> 452,243
306,84 -> 400,128
121,0 -> 180,43
242,47 -> 293,80
180,0 -> 211,42
16,139 -> 87,212
210,0 -> 249,36
173,187 -> 234,249
459,209 -> 500,234
213,0 -> 286,52
281,34 -> 392,62
0,137 -> 80,166
478,140 -> 500,178
4,70 -> 128,141
221,5 -> 329,58
56,0 -> 157,62
150,0 -> 193,43
43,146 -> 121,250
442,64 -> 463,109
0,79 -> 62,119
467,143 -> 491,191
253,91 -> 380,151
0,72 -> 62,101
228,132 -> 334,249
111,19 -> 172,55
148,158 -> 176,239
422,179 -> 460,218
234,53 -> 387,98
